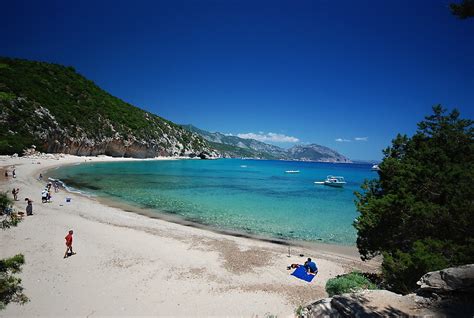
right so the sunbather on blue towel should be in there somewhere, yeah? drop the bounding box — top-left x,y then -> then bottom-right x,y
304,258 -> 318,274
287,258 -> 318,275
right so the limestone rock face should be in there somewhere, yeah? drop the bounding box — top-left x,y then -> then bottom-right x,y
417,264 -> 474,293
1,97 -> 218,158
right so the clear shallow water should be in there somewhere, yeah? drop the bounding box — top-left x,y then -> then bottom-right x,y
50,159 -> 377,245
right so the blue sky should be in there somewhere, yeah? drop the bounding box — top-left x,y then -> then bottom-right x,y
1,0 -> 473,160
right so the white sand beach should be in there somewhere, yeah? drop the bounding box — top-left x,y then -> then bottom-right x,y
0,155 -> 379,317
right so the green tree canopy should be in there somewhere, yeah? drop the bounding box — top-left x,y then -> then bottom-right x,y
450,0 -> 474,19
0,254 -> 28,310
354,106 -> 474,293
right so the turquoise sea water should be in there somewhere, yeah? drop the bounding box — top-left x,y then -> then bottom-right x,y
50,159 -> 377,245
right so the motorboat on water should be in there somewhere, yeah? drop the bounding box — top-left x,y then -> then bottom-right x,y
314,175 -> 346,187
371,164 -> 381,171
285,170 -> 300,174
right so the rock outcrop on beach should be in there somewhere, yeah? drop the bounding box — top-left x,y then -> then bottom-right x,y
0,57 -> 217,158
417,264 -> 474,294
182,124 -> 352,162
301,264 -> 474,317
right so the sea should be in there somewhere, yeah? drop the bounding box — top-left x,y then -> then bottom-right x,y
49,159 -> 378,245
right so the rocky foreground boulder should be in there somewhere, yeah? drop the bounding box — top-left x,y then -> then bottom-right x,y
417,264 -> 474,294
302,264 -> 474,317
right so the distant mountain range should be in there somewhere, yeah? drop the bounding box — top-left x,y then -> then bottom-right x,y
182,125 -> 352,163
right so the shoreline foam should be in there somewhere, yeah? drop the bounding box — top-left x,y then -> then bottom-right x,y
0,154 -> 380,316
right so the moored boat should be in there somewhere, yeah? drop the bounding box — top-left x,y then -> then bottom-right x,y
314,175 -> 346,187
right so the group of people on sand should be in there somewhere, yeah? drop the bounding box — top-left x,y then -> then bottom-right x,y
4,167 -> 16,178
8,188 -> 33,216
4,166 -> 75,259
41,182 -> 58,203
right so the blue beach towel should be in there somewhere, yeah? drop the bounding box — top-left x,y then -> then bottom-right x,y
291,266 -> 316,282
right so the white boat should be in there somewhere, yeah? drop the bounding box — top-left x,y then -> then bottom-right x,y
285,170 -> 300,174
314,175 -> 346,187
371,164 -> 381,171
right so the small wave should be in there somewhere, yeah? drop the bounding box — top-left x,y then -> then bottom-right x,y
47,177 -> 95,197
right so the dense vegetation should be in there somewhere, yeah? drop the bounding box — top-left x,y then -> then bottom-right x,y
0,192 -> 20,230
450,0 -> 474,19
0,254 -> 28,310
0,193 -> 28,310
354,106 -> 474,293
0,57 -> 210,156
325,272 -> 377,297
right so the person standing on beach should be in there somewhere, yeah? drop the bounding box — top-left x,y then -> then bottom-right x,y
12,188 -> 19,201
64,230 -> 75,258
12,169 -> 16,178
25,198 -> 33,215
4,170 -> 8,178
41,189 -> 48,203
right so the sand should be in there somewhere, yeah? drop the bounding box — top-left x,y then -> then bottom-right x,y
0,154 -> 379,317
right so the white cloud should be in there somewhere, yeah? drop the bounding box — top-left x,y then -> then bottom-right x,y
335,138 -> 351,142
354,137 -> 368,141
237,132 -> 300,143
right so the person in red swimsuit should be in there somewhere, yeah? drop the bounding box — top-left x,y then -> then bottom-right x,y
64,230 -> 75,258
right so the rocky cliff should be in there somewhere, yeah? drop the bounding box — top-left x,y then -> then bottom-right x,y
288,144 -> 351,163
0,57 -> 216,158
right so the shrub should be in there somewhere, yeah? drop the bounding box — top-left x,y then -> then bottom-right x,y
0,192 -> 12,213
0,193 -> 27,310
0,92 -> 15,101
325,272 -> 377,296
0,254 -> 28,310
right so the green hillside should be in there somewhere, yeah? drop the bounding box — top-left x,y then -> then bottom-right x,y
0,57 -> 212,157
